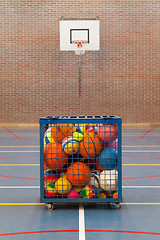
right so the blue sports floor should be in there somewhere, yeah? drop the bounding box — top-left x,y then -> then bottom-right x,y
0,125 -> 160,239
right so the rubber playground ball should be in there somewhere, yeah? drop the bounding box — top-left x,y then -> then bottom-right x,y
81,185 -> 99,199
73,132 -> 84,142
96,147 -> 118,171
103,138 -> 118,149
62,137 -> 79,155
88,170 -> 101,189
68,190 -> 80,199
79,131 -> 102,159
96,124 -> 117,144
51,124 -> 76,143
44,182 -> 57,198
44,142 -> 68,170
100,169 -> 118,191
44,127 -> 55,147
55,177 -> 72,195
66,162 -> 91,187
98,193 -> 106,199
44,169 -> 58,184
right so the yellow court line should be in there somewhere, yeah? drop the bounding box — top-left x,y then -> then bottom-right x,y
0,202 -> 160,206
0,164 -> 160,166
0,203 -> 45,205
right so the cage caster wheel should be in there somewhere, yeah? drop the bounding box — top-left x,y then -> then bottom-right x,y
46,203 -> 54,210
113,203 -> 121,210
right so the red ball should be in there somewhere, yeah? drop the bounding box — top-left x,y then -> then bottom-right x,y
96,124 -> 117,144
68,190 -> 80,199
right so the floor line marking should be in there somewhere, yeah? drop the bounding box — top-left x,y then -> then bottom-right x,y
0,164 -> 39,166
123,164 -> 160,166
0,146 -> 39,148
0,145 -> 160,148
0,151 -> 39,152
0,186 -> 40,188
0,164 -> 160,166
0,175 -> 40,180
140,126 -> 157,139
0,202 -> 160,206
0,186 -> 160,189
79,205 -> 85,240
1,150 -> 160,153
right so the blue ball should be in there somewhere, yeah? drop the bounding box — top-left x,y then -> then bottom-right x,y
98,147 -> 117,170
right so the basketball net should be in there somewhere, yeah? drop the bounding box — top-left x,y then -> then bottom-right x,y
72,40 -> 88,55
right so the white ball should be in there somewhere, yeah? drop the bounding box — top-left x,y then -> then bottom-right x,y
88,170 -> 101,189
100,170 -> 118,191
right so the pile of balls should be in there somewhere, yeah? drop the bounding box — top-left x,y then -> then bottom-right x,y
43,123 -> 119,199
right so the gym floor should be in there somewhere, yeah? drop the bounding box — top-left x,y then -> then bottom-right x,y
0,125 -> 160,239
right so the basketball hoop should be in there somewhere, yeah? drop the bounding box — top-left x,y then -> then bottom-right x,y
72,40 -> 88,55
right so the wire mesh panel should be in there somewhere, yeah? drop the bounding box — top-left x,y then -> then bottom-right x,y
39,116 -> 122,205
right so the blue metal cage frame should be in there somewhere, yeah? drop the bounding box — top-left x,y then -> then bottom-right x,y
39,116 -> 122,204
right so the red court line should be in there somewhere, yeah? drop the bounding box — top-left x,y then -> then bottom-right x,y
0,154 -> 39,160
123,126 -> 157,142
123,175 -> 160,180
0,175 -> 40,180
123,154 -> 160,160
3,127 -> 20,139
0,229 -> 160,237
86,230 -> 160,235
3,127 -> 35,142
139,126 -> 157,139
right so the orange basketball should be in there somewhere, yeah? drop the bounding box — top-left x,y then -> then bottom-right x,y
44,142 -> 67,170
66,162 -> 91,186
51,124 -> 76,143
79,131 -> 102,158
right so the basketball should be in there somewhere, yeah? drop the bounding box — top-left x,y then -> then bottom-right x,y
68,190 -> 80,199
62,136 -> 79,155
44,182 -> 57,198
55,177 -> 72,195
96,124 -> 117,144
81,185 -> 99,198
88,170 -> 101,189
44,127 -> 55,147
44,142 -> 68,170
100,170 -> 118,191
97,147 -> 118,170
51,124 -> 76,143
44,169 -> 58,184
79,131 -> 102,159
66,162 -> 91,186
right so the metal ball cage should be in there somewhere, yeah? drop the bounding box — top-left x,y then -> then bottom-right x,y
39,116 -> 122,210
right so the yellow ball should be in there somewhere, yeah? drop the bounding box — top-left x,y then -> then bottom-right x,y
55,177 -> 72,195
73,132 -> 84,142
98,193 -> 106,199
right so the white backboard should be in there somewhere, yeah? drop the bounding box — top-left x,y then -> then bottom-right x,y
60,20 -> 100,51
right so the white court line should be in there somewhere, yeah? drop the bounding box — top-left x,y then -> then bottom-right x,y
79,205 -> 85,240
0,186 -> 160,189
0,150 -> 160,153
